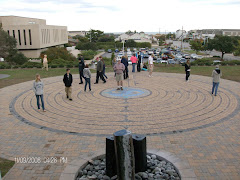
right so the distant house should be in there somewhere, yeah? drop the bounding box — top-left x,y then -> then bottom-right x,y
176,30 -> 187,40
115,32 -> 156,43
68,31 -> 89,37
187,29 -> 240,40
0,15 -> 68,58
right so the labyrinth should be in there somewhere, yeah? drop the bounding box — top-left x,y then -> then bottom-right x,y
9,73 -> 240,136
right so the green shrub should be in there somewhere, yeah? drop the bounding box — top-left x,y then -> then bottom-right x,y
81,50 -> 98,60
59,64 -> 65,68
102,57 -> 112,66
6,52 -> 28,65
13,65 -> 19,69
50,58 -> 68,65
27,65 -> 33,68
22,62 -> 41,67
66,64 -> 73,68
51,64 -> 57,68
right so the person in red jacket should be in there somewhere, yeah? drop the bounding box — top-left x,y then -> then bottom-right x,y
130,54 -> 138,72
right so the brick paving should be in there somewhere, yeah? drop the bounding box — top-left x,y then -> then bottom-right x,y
0,70 -> 240,180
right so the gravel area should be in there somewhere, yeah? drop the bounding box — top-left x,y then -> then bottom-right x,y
76,154 -> 180,180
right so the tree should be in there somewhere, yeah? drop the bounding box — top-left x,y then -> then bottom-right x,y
206,35 -> 238,59
125,39 -> 136,47
86,29 -> 104,42
98,35 -> 115,42
189,39 -> 204,53
76,42 -> 98,51
7,52 -> 28,65
166,33 -> 176,39
233,40 -> 240,56
0,27 -> 17,59
73,35 -> 89,43
40,47 -> 76,63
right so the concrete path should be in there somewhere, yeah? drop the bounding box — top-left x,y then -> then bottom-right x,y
0,74 -> 10,79
0,71 -> 240,180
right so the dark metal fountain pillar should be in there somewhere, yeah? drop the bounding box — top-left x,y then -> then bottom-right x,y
114,129 -> 135,180
106,136 -> 117,177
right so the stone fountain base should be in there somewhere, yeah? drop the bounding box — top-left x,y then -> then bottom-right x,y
59,149 -> 197,180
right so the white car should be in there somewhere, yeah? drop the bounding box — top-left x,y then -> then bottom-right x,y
127,51 -> 132,56
127,48 -> 131,52
191,54 -> 198,59
196,55 -> 203,59
128,60 -> 132,65
175,54 -> 182,59
0,57 -> 4,62
148,50 -> 154,55
213,60 -> 221,64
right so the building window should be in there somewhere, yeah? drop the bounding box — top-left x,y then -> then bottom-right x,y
7,30 -> 9,35
29,29 -> 32,45
18,30 -> 21,45
23,30 -> 27,45
13,30 -> 15,38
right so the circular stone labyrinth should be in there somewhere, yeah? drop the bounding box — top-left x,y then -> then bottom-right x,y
10,73 -> 240,136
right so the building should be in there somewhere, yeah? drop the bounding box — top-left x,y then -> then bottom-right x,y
188,29 -> 240,40
68,31 -> 89,37
175,29 -> 187,40
115,32 -> 157,43
0,16 -> 68,58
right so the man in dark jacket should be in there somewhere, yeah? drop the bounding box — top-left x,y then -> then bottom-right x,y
63,68 -> 73,101
121,56 -> 128,79
137,52 -> 141,72
94,56 -> 106,84
78,55 -> 85,84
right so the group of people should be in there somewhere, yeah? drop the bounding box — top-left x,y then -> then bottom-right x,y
33,53 -> 222,111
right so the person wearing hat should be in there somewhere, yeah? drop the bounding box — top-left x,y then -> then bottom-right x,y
212,65 -> 222,96
113,59 -> 125,90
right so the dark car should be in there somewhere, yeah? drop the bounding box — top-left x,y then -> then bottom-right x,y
168,59 -> 176,64
108,49 -> 112,53
115,49 -> 119,53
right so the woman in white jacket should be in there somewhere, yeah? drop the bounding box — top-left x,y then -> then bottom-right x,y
212,65 -> 222,96
33,74 -> 46,111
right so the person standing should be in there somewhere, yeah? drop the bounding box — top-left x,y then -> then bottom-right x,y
78,55 -> 85,84
130,54 -> 138,72
83,64 -> 91,92
148,54 -> 154,77
33,74 -> 46,112
94,56 -> 106,84
121,56 -> 128,79
42,54 -> 48,71
212,65 -> 222,96
185,60 -> 191,81
114,59 -> 125,90
63,68 -> 73,101
102,59 -> 108,80
137,52 -> 141,72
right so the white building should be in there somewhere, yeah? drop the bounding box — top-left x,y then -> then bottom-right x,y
176,29 -> 187,40
115,32 -> 157,43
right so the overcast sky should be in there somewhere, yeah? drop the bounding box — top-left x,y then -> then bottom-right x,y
0,0 -> 239,33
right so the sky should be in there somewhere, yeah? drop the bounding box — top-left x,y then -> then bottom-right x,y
0,0 -> 239,33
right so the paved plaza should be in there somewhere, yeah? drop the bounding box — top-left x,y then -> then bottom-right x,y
0,71 -> 240,180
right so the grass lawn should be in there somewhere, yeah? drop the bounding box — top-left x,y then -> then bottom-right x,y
1,65 -> 240,89
154,64 -> 240,82
0,158 -> 15,177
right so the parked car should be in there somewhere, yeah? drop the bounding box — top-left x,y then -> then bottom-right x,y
127,51 -> 132,56
168,59 -> 176,64
133,48 -> 137,51
179,58 -> 186,64
157,58 -> 168,64
127,48 -> 131,52
175,54 -> 182,59
190,54 -> 198,59
107,49 -> 112,53
148,50 -> 154,55
213,60 -> 221,64
0,57 -> 4,62
183,54 -> 190,59
161,55 -> 168,60
143,54 -> 149,58
115,49 -> 119,53
196,55 -> 203,59
128,60 -> 132,65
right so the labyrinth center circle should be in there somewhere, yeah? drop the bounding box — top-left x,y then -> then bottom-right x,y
11,75 -> 239,136
101,87 -> 151,99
